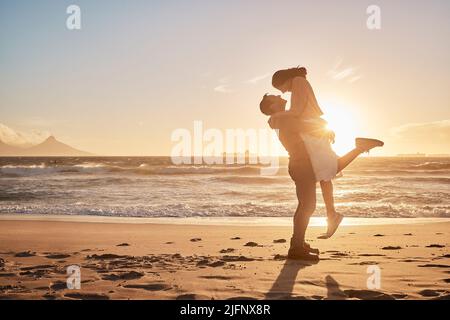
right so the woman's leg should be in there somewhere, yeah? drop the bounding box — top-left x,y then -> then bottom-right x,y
337,148 -> 362,173
318,180 -> 343,238
320,180 -> 336,219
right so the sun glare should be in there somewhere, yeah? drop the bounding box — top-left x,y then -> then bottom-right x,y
321,102 -> 360,156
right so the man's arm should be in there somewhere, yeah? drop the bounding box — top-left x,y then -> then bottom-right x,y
268,111 -> 326,133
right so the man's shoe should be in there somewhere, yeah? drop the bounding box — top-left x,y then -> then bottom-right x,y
290,238 -> 320,255
287,246 -> 320,261
355,138 -> 384,153
303,242 -> 320,254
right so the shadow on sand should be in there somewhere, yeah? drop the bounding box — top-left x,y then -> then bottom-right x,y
266,258 -> 403,300
265,259 -> 347,300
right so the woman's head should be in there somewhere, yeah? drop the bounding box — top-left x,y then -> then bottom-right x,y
259,94 -> 287,116
272,67 -> 307,93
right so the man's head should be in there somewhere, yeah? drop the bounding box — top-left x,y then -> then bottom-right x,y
259,94 -> 287,116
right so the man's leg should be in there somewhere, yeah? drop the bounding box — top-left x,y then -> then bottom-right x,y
290,177 -> 317,260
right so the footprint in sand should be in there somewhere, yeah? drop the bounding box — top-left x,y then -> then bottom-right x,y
221,255 -> 255,262
231,237 -> 241,240
382,246 -> 402,250
219,248 -> 235,254
344,289 -> 395,300
20,264 -> 55,271
330,252 -> 350,257
349,261 -> 379,266
101,271 -> 144,281
227,296 -> 258,300
123,283 -> 171,291
45,253 -> 71,259
14,251 -> 36,258
190,238 -> 202,242
0,273 -> 16,278
65,292 -> 110,300
244,242 -> 259,247
426,244 -> 445,248
373,234 -> 385,237
87,254 -> 128,260
200,275 -> 237,280
176,293 -> 210,300
116,243 -> 130,247
418,263 -> 450,268
208,261 -> 226,268
418,289 -> 449,298
50,281 -> 68,291
358,254 -> 385,257
273,239 -> 287,243
19,265 -> 58,279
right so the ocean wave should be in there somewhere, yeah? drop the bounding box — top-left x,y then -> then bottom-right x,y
396,177 -> 450,184
345,169 -> 450,176
1,203 -> 449,218
209,176 -> 287,184
411,161 -> 450,170
0,163 -> 271,177
0,164 -> 61,176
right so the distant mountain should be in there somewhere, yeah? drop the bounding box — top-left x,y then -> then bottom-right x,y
0,136 -> 93,156
0,139 -> 22,156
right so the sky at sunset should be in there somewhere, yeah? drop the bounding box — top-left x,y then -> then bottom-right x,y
1,0 -> 449,156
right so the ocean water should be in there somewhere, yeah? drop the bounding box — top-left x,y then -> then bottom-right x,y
0,157 -> 449,219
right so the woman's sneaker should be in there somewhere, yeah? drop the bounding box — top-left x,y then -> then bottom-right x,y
355,138 -> 384,153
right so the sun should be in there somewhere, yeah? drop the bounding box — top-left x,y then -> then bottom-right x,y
320,102 -> 360,156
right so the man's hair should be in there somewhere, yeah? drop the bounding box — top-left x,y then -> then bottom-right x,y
260,94 -> 278,116
272,66 -> 307,89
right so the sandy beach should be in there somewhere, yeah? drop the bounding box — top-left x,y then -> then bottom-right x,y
0,217 -> 448,300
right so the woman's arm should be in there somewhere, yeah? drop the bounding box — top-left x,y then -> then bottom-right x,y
290,76 -> 324,118
289,76 -> 310,115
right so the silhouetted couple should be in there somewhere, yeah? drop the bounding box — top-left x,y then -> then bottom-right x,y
260,67 -> 383,261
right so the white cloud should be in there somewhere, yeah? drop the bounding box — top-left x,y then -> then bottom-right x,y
0,123 -> 50,147
389,120 -> 450,154
348,75 -> 362,83
245,73 -> 270,85
328,59 -> 362,83
218,76 -> 232,84
213,85 -> 233,93
391,120 -> 450,139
